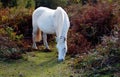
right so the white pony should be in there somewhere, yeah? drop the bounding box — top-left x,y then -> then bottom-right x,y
32,7 -> 70,61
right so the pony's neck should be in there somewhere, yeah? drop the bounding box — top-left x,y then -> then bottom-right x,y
56,10 -> 69,41
60,27 -> 67,38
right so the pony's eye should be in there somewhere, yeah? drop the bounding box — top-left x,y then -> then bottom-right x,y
62,48 -> 66,52
60,36 -> 66,43
63,48 -> 66,50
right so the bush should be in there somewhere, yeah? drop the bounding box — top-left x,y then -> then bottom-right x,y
5,27 -> 23,41
68,1 -> 120,54
0,7 -> 33,57
0,47 -> 22,59
73,34 -> 120,76
68,30 -> 91,54
68,1 -> 120,76
0,7 -> 33,38
0,33 -> 23,59
72,2 -> 116,44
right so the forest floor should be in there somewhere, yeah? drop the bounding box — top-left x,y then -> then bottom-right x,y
0,34 -> 120,77
0,43 -> 81,77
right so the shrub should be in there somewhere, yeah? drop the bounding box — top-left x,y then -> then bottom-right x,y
73,34 -> 120,76
69,1 -> 120,76
68,1 -> 119,54
0,8 -> 10,23
0,28 -> 6,35
0,7 -> 33,53
0,7 -> 33,39
5,27 -> 24,41
68,30 -> 91,54
0,34 -> 22,59
72,2 -> 116,44
0,47 -> 22,59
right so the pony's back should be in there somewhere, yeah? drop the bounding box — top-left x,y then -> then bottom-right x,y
32,7 -> 55,42
32,7 -> 53,26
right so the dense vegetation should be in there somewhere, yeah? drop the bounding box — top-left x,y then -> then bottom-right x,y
67,0 -> 120,76
0,0 -> 120,76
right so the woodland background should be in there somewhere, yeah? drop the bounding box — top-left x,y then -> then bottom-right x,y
0,0 -> 120,77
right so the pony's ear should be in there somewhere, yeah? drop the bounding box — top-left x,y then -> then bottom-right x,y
35,28 -> 42,42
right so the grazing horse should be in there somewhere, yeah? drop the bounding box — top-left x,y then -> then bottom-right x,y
32,7 -> 70,61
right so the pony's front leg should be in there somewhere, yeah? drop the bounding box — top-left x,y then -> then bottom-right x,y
43,33 -> 50,49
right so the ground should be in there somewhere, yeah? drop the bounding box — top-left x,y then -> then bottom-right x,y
0,29 -> 78,77
0,45 -> 80,77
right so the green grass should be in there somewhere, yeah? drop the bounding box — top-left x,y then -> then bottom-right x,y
0,47 -> 74,77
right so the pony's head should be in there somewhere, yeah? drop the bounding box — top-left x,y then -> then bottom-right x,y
56,36 -> 67,62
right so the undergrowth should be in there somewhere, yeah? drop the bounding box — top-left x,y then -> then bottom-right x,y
0,48 -> 22,60
73,34 -> 120,76
0,0 -> 120,76
0,7 -> 33,59
68,1 -> 120,54
0,7 -> 33,38
68,1 -> 120,76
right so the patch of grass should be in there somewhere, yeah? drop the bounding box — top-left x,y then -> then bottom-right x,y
0,47 -> 74,77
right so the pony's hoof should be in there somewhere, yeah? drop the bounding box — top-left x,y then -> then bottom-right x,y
58,59 -> 64,62
32,47 -> 38,50
44,48 -> 51,52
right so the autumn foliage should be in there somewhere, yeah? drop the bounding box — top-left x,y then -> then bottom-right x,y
68,1 -> 120,54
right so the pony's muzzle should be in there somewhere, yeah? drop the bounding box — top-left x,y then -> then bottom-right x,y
58,59 -> 64,62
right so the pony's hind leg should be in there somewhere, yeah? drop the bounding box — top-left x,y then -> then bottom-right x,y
43,33 -> 50,49
32,27 -> 38,49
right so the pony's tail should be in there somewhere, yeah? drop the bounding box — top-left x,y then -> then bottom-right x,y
54,7 -> 64,37
32,9 -> 42,42
35,28 -> 42,42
